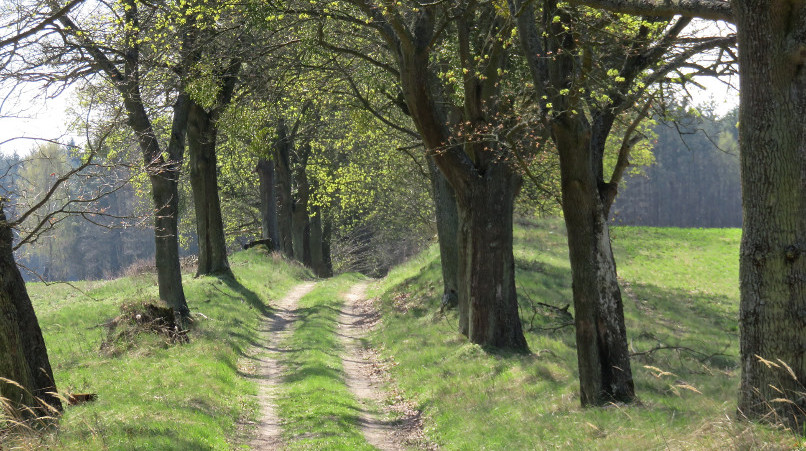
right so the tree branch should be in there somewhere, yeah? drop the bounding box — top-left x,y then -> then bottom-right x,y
568,0 -> 733,22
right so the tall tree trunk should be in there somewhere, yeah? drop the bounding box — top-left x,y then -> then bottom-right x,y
554,118 -> 634,405
428,156 -> 460,311
309,206 -> 328,277
273,120 -> 294,259
123,88 -> 190,320
257,157 -> 280,250
322,215 -> 333,277
292,144 -> 312,267
735,1 -> 806,428
150,173 -> 189,318
291,204 -> 311,267
0,203 -> 61,417
397,37 -> 528,350
454,164 -> 528,349
187,101 -> 231,277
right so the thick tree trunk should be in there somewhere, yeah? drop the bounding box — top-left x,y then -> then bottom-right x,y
734,2 -> 806,428
273,120 -> 294,259
257,157 -> 280,250
455,164 -> 528,350
0,204 -> 61,417
187,101 -> 231,277
428,156 -> 460,310
124,91 -> 190,321
554,118 -> 634,405
151,173 -> 189,319
396,40 -> 528,350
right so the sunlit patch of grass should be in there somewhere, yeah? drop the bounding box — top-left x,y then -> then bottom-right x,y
370,218 -> 793,449
14,248 -> 310,450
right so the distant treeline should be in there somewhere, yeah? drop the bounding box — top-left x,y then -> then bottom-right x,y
1,144 -> 156,282
611,107 -> 741,228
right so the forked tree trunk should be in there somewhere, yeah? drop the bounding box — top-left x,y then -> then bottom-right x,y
0,204 -> 61,417
455,164 -> 528,350
553,117 -> 634,405
397,39 -> 528,350
257,157 -> 280,250
428,157 -> 459,310
123,89 -> 190,321
734,2 -> 806,428
273,121 -> 294,259
188,101 -> 231,277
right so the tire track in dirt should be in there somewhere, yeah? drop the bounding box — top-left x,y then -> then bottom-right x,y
250,281 -> 316,450
339,282 -> 433,450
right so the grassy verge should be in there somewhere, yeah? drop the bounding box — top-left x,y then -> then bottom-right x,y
370,218 -> 797,449
274,273 -> 375,450
12,247 -> 309,450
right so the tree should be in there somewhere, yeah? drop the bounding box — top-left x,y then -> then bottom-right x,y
504,0 -> 734,404
51,0 -> 201,319
186,53 -> 241,277
316,0 -> 530,350
0,201 -> 61,419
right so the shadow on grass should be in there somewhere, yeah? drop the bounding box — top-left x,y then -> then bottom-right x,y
217,274 -> 272,316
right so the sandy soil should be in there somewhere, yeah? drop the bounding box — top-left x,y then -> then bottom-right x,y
339,282 -> 433,450
249,282 -> 315,450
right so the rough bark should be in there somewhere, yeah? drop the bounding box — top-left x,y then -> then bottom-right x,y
504,0 -> 635,404
0,204 -> 61,417
187,100 -> 231,277
57,0 -> 191,319
273,120 -> 294,259
150,171 -> 189,319
257,157 -> 280,250
554,117 -> 635,405
291,204 -> 311,267
427,156 -> 460,311
456,164 -> 528,349
734,1 -> 806,428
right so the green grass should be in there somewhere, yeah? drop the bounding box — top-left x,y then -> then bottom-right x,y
274,273 -> 376,450
370,218 -> 797,450
19,247 -> 310,450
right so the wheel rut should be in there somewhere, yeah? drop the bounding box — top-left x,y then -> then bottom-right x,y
339,282 -> 431,450
250,281 -> 315,450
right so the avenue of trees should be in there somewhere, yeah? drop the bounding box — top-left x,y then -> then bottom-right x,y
2,0 -> 806,434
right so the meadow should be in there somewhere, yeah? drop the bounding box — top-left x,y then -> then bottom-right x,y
5,220 -> 799,449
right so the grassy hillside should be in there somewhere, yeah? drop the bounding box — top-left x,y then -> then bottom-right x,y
370,219 -> 796,450
14,247 -> 310,449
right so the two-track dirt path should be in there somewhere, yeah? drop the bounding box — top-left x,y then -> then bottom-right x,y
249,282 -> 315,449
249,280 -> 429,450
